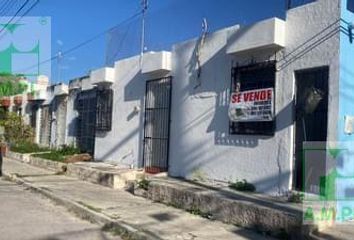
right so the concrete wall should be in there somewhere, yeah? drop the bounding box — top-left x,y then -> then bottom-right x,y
94,56 -> 146,167
282,0 -> 340,188
37,84 -> 69,148
65,76 -> 91,147
335,0 -> 354,219
168,0 -> 340,194
65,88 -> 79,147
39,104 -> 51,146
72,0 -> 341,195
51,95 -> 67,147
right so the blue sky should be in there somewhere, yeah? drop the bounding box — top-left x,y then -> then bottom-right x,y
25,0 -> 287,83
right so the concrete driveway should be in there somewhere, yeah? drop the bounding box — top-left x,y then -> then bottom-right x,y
0,178 -> 120,240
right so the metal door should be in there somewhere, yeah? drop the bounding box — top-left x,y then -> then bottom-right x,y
294,66 -> 329,192
143,77 -> 172,173
76,89 -> 97,156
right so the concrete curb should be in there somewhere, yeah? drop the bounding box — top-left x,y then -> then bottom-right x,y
7,151 -> 143,190
6,151 -> 67,173
133,179 -> 318,239
2,172 -> 158,240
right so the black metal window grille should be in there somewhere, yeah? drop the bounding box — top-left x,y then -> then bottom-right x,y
30,105 -> 38,129
96,89 -> 113,131
76,89 -> 97,156
348,0 -> 354,13
230,61 -> 276,136
143,77 -> 172,173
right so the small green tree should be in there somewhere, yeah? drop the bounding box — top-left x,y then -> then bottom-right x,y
0,112 -> 33,144
0,72 -> 28,97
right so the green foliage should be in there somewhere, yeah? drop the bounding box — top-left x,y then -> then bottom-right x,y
0,112 -> 34,144
187,207 -> 213,219
287,192 -> 304,203
0,72 -> 28,97
137,178 -> 150,190
228,179 -> 256,192
32,145 -> 81,162
32,151 -> 66,162
11,141 -> 49,153
102,223 -> 134,239
0,72 -> 24,77
57,144 -> 81,155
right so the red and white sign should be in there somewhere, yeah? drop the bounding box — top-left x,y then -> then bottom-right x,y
229,88 -> 274,122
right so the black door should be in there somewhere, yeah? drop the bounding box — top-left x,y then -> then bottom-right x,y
294,66 -> 329,192
76,89 -> 97,156
143,77 -> 172,173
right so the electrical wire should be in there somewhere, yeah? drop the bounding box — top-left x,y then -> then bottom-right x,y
0,0 -> 40,40
0,0 -> 31,35
0,0 -> 14,16
106,19 -> 137,65
17,10 -> 142,74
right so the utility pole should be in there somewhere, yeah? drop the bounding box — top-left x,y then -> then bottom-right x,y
56,51 -> 63,85
286,0 -> 292,10
140,0 -> 148,67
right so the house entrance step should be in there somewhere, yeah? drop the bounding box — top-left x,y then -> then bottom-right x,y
6,151 -> 144,189
66,162 -> 144,189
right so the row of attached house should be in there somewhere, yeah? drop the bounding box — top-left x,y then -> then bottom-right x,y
12,0 -> 354,195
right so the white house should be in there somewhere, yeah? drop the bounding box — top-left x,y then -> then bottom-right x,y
36,0 -> 354,195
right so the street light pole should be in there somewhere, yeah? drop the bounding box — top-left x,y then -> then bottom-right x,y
57,51 -> 63,84
140,0 -> 148,67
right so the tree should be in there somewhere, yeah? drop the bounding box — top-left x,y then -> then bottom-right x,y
0,72 -> 28,97
0,112 -> 33,144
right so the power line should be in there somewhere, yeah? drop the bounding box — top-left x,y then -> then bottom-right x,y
106,20 -> 136,65
0,0 -> 14,16
0,0 -> 31,35
17,10 -> 142,75
0,0 -> 40,40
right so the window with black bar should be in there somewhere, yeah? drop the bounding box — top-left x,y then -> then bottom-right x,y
230,61 -> 276,136
96,88 -> 113,131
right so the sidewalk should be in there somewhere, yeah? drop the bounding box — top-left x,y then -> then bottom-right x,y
2,157 -> 273,240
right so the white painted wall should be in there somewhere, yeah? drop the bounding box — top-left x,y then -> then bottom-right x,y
90,0 -> 340,195
142,51 -> 172,74
168,0 -> 340,194
280,0 -> 340,187
94,56 -> 146,167
227,17 -> 286,54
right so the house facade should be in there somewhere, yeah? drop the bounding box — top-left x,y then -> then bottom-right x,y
27,0 -> 354,195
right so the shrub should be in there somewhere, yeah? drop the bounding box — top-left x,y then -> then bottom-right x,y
137,178 -> 150,190
0,112 -> 33,144
32,151 -> 65,162
32,145 -> 82,162
229,179 -> 256,192
287,192 -> 304,203
11,141 -> 49,153
58,144 -> 80,155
